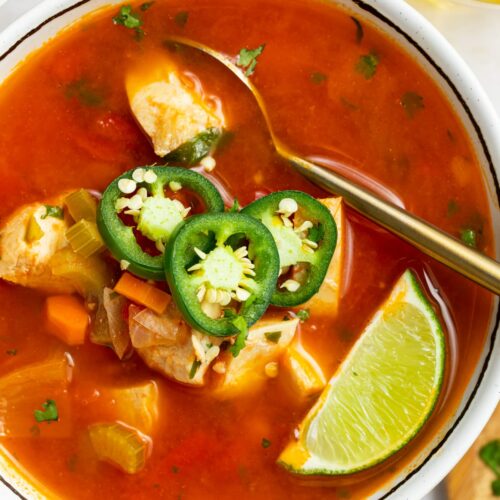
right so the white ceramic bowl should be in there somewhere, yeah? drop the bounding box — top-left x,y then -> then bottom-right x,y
0,1 -> 498,498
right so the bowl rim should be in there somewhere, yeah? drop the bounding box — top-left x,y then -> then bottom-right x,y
0,0 -> 498,499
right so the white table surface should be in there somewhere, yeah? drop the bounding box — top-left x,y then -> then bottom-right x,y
0,1 -> 498,499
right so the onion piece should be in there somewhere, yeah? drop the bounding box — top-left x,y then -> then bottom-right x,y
129,302 -> 186,349
102,288 -> 131,360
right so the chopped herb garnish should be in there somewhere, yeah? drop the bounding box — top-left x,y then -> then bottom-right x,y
265,331 -> 282,343
41,205 -> 63,220
140,1 -> 154,11
228,199 -> 240,213
479,440 -> 500,496
5,349 -> 17,356
296,309 -> 310,322
350,16 -> 364,44
67,454 -> 78,472
340,96 -> 358,110
189,359 -> 201,379
493,480 -> 500,496
171,465 -> 180,474
311,72 -> 327,84
460,228 -> 477,248
355,52 -> 379,80
174,11 -> 189,27
401,92 -> 424,118
34,399 -> 58,423
29,425 -> 40,437
65,79 -> 103,107
229,316 -> 248,357
447,200 -> 459,217
112,5 -> 144,39
261,438 -> 271,448
236,44 -> 265,77
338,488 -> 352,499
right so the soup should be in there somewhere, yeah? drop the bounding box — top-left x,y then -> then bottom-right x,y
0,0 -> 494,498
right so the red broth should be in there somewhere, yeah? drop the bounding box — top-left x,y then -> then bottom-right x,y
0,0 -> 494,498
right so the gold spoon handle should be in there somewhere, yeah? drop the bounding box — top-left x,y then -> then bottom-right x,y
288,153 -> 500,295
164,35 -> 500,295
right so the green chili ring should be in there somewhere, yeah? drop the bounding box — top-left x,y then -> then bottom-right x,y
242,190 -> 337,307
97,166 -> 224,281
165,213 -> 280,337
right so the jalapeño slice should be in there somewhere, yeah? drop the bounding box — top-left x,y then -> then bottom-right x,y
241,190 -> 337,306
97,166 -> 224,281
164,213 -> 279,337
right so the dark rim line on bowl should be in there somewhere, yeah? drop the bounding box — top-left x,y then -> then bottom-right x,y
350,1 -> 499,497
0,0 -> 497,498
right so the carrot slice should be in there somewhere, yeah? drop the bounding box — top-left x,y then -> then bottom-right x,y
45,295 -> 89,345
114,272 -> 171,315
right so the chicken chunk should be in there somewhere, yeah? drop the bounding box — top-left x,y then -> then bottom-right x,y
282,344 -> 326,398
214,317 -> 300,398
0,199 -> 112,296
0,200 -> 72,293
136,321 -> 221,387
303,197 -> 345,316
126,53 -> 224,157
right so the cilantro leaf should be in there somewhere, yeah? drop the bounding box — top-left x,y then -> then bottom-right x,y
230,316 -> 248,357
236,44 -> 265,77
174,11 -> 189,27
401,92 -> 424,118
460,228 -> 477,248
296,309 -> 310,322
65,79 -> 103,107
340,96 -> 359,110
447,200 -> 459,217
261,438 -> 271,448
264,331 -> 281,343
112,5 -> 144,39
355,52 -> 379,80
311,72 -> 327,85
492,478 -> 500,496
34,399 -> 58,423
480,440 -> 500,496
5,349 -> 17,356
351,17 -> 364,44
189,359 -> 201,379
140,1 -> 154,11
41,205 -> 63,220
480,440 -> 500,476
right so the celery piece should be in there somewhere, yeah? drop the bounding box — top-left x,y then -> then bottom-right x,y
66,220 -> 104,258
65,189 -> 97,222
50,248 -> 113,298
25,215 -> 44,243
89,422 -> 151,474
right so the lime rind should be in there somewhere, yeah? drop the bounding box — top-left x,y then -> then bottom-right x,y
278,269 -> 445,475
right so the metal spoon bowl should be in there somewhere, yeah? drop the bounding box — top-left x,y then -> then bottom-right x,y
167,35 -> 500,295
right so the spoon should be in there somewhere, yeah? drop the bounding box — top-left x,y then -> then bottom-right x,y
166,36 -> 500,295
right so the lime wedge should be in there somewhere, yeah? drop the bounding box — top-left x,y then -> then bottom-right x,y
278,269 -> 445,475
